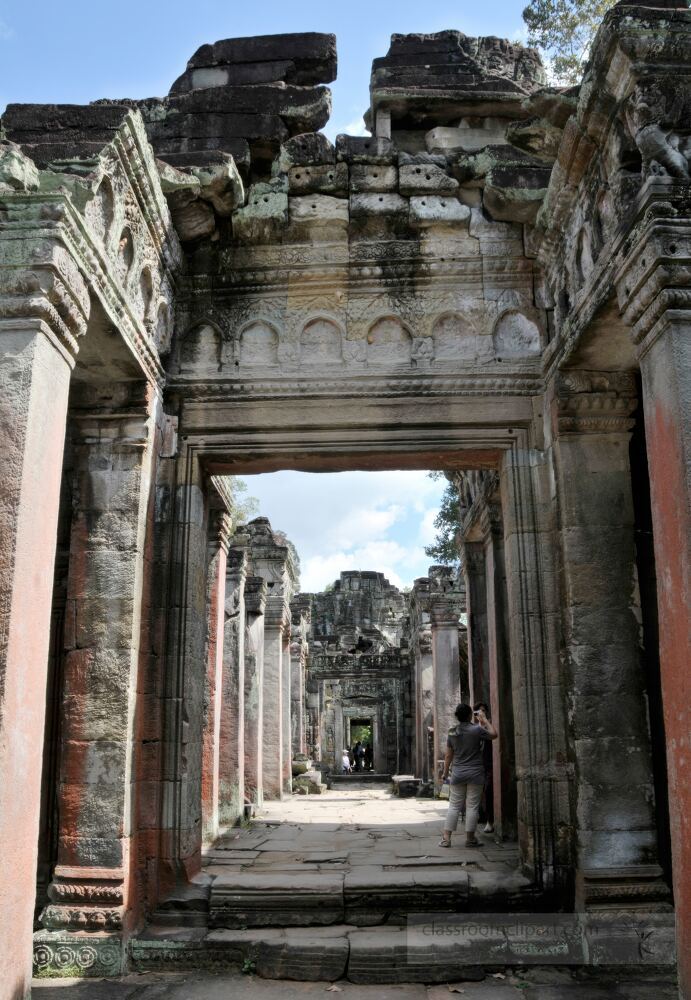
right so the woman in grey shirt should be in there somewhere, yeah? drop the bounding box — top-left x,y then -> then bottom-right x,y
439,703 -> 497,848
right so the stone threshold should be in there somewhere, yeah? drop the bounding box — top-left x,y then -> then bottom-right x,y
129,915 -> 677,983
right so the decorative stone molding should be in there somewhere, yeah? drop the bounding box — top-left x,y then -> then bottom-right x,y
214,511 -> 234,554
33,932 -> 123,978
243,575 -> 267,617
577,864 -> 672,912
553,370 -> 638,435
40,868 -> 125,936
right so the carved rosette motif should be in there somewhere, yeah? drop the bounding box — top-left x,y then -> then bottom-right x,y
554,370 -> 638,435
34,935 -> 123,978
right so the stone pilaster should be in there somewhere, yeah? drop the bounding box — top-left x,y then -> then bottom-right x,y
429,567 -> 464,791
243,576 -> 267,807
462,541 -> 489,706
0,237 -> 88,994
201,511 -> 233,843
37,382 -> 160,967
262,597 -> 291,799
553,371 -> 668,908
290,595 -> 310,756
480,501 -> 516,840
617,205 -> 691,989
218,532 -> 248,827
410,578 -> 433,781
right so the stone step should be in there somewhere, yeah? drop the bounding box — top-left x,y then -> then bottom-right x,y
329,772 -> 392,784
208,866 -> 537,928
130,913 -> 677,981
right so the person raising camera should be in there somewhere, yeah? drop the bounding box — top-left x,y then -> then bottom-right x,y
439,703 -> 497,848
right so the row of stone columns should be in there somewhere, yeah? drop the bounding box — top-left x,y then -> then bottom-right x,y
199,517 -> 305,839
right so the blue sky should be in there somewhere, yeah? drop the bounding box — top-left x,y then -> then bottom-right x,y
1,1 -> 530,591
0,0 -> 530,133
243,471 -> 448,593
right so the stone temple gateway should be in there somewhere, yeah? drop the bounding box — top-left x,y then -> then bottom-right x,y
0,3 -> 689,996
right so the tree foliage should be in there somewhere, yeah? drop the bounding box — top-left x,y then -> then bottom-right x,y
229,476 -> 259,527
522,0 -> 617,85
424,472 -> 462,566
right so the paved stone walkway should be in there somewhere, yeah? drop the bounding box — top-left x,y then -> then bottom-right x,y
32,969 -> 679,998
204,786 -> 520,878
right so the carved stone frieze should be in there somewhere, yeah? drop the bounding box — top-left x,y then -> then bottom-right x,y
554,370 -> 638,434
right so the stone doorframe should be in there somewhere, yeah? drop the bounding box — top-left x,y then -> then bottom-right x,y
341,707 -> 381,772
160,403 -> 569,899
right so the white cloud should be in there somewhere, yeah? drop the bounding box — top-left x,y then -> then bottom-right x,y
0,18 -> 13,41
241,470 -> 446,593
322,114 -> 369,143
418,507 -> 439,547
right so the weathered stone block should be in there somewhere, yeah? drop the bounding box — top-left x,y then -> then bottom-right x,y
336,135 -> 395,164
349,164 -> 398,193
287,162 -> 348,195
256,930 -> 349,980
184,33 -> 337,86
399,162 -> 459,195
349,192 -> 409,218
279,131 -> 335,169
233,185 -> 288,243
409,196 -> 470,227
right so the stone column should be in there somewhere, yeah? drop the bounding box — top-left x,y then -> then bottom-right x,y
553,371 -> 664,906
481,502 -> 516,839
37,383 -> 159,962
200,512 -> 232,843
262,596 -> 290,799
463,542 -> 489,706
281,626 -> 292,792
218,533 -> 248,828
243,576 -> 267,807
0,256 -> 86,995
290,596 -> 310,756
429,568 -> 464,790
637,310 -> 691,990
410,578 -> 433,780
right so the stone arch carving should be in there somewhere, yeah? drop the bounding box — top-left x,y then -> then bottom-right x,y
366,316 -> 411,365
492,310 -> 541,358
299,317 -> 343,365
85,174 -> 115,246
432,313 -> 483,361
117,226 -> 135,283
139,267 -> 155,322
155,302 -> 171,353
179,320 -> 222,373
239,320 -> 279,366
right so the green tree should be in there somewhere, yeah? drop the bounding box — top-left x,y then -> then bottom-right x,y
229,476 -> 259,527
522,0 -> 617,85
424,472 -> 462,566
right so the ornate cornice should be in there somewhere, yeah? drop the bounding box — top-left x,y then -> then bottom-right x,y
244,575 -> 267,616
553,370 -> 638,435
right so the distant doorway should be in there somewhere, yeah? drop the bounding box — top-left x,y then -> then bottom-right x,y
349,717 -> 373,770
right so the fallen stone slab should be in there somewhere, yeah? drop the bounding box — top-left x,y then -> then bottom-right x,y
183,33 -> 337,85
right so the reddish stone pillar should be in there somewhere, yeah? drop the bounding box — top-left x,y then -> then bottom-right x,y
201,512 -> 232,843
35,385 -> 159,974
0,314 -> 78,998
218,535 -> 248,827
639,316 -> 691,995
243,576 -> 267,807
